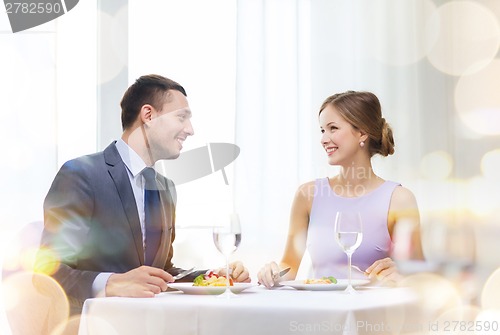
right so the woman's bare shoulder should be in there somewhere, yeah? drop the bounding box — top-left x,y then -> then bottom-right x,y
294,179 -> 321,201
392,185 -> 418,207
297,180 -> 316,192
389,185 -> 419,221
287,181 -> 317,213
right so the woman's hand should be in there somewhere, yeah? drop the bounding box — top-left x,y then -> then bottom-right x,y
257,262 -> 281,288
216,261 -> 251,283
365,257 -> 402,283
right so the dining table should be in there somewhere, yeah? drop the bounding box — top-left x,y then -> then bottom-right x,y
78,282 -> 425,335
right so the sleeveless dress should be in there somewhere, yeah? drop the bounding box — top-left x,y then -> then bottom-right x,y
306,178 -> 400,278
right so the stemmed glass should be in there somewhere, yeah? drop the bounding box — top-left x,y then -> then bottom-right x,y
334,211 -> 363,294
212,213 -> 242,298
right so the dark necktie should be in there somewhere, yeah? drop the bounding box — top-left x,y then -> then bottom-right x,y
142,167 -> 162,265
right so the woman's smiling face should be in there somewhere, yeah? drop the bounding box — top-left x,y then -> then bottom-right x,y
319,104 -> 363,166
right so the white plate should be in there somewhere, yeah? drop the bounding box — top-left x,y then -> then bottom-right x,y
168,283 -> 254,295
281,279 -> 370,291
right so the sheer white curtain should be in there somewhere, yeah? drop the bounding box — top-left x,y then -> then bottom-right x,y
129,0 -> 239,270
234,0 -> 316,274
0,2 -> 97,333
234,0 -> 500,277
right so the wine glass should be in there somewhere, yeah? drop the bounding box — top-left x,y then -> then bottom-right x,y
212,213 -> 242,298
334,211 -> 363,294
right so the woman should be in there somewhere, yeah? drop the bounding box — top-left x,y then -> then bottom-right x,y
258,91 -> 423,288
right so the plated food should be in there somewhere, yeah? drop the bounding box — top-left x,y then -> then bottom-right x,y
281,279 -> 370,291
304,276 -> 337,284
168,282 -> 253,295
193,271 -> 233,287
167,271 -> 253,294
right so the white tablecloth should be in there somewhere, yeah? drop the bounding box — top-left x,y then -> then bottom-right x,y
79,285 -> 422,335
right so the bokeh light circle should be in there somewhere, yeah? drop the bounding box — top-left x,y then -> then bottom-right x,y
474,309 -> 500,335
2,272 -> 69,334
33,246 -> 61,276
433,305 -> 482,335
481,267 -> 500,310
455,59 -> 500,135
481,149 -> 500,180
426,1 -> 500,76
50,315 -> 82,335
420,150 -> 453,180
363,0 -> 437,66
399,273 -> 462,315
466,176 -> 500,217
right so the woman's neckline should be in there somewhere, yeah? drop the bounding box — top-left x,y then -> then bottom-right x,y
325,177 -> 389,199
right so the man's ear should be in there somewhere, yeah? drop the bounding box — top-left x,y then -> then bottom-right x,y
140,104 -> 154,124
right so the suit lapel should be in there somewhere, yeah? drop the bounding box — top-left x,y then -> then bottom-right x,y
104,143 -> 145,265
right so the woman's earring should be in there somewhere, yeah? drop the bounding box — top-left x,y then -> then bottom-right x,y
360,141 -> 365,148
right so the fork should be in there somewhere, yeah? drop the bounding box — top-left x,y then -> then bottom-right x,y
172,267 -> 196,281
351,265 -> 369,276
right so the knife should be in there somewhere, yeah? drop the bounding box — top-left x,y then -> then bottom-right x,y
257,267 -> 291,286
275,267 -> 291,279
171,267 -> 196,281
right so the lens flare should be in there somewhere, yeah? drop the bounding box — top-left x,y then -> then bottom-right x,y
481,268 -> 500,310
362,0 -> 437,66
433,305 -> 482,335
466,176 -> 500,217
481,149 -> 500,181
33,246 -> 61,276
455,60 -> 500,136
426,1 -> 500,76
2,272 -> 69,335
474,309 -> 500,335
420,150 -> 453,180
50,315 -> 83,335
400,273 -> 461,317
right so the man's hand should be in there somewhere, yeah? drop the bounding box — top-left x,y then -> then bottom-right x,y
106,266 -> 174,297
216,261 -> 251,283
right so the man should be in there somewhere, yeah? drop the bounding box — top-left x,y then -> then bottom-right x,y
36,74 -> 250,314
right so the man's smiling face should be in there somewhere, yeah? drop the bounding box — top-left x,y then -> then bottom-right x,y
144,89 -> 194,161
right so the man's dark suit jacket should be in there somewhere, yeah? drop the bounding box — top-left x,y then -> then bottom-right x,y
37,142 -> 203,313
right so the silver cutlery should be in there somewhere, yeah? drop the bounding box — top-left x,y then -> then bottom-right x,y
274,267 -> 291,279
351,265 -> 369,275
171,267 -> 196,281
258,267 -> 291,286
